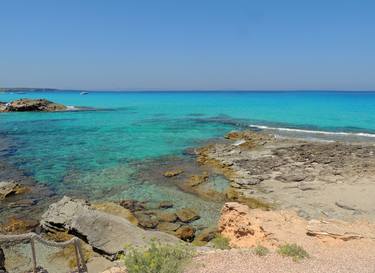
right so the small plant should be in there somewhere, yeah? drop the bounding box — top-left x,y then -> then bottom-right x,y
211,235 -> 230,250
277,243 -> 309,261
253,245 -> 269,256
123,241 -> 194,273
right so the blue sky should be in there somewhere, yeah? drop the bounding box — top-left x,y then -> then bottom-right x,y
0,0 -> 374,90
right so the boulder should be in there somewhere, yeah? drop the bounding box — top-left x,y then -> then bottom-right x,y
175,226 -> 196,242
176,208 -> 200,223
157,222 -> 181,233
134,212 -> 159,229
119,200 -> 146,212
0,181 -> 28,200
40,196 -> 181,259
195,227 -> 217,243
155,211 -> 177,223
1,99 -> 67,112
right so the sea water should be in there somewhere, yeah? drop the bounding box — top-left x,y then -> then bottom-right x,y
1,91 -> 375,209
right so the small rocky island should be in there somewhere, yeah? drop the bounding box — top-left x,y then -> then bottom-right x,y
0,98 -> 67,112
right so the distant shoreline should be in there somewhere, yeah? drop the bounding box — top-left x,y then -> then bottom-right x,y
1,88 -> 375,93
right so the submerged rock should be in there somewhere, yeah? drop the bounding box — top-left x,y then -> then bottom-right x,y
163,169 -> 184,177
157,222 -> 181,233
0,98 -> 67,112
176,208 -> 200,223
41,196 -> 180,258
119,199 -> 146,211
134,211 -> 159,229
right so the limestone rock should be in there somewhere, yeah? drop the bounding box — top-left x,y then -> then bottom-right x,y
0,217 -> 39,234
306,219 -> 375,241
155,211 -> 177,223
119,200 -> 146,211
163,169 -> 184,177
176,208 -> 200,223
195,227 -> 217,243
41,196 -> 181,258
134,212 -> 159,229
1,98 -> 67,112
185,172 -> 209,187
175,225 -> 196,242
0,181 -> 28,200
157,222 -> 181,233
92,202 -> 138,225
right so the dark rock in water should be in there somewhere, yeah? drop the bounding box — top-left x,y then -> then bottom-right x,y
41,196 -> 180,259
154,211 -> 177,223
175,225 -> 196,242
176,208 -> 200,223
119,200 -> 147,211
0,98 -> 67,112
157,222 -> 181,233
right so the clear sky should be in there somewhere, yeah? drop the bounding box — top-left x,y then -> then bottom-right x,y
0,0 -> 374,91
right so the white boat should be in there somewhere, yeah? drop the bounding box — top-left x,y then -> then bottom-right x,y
80,92 -> 89,95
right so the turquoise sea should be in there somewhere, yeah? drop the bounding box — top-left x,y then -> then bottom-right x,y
1,91 -> 375,220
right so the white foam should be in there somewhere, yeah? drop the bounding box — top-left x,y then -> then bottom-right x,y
249,124 -> 375,138
66,105 -> 77,110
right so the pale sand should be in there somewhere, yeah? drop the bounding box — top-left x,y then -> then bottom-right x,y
185,245 -> 375,273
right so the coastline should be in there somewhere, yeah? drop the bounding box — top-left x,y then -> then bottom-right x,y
2,128 -> 375,272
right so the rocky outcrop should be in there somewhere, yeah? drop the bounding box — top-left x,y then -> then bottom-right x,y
0,102 -> 6,112
0,181 -> 28,200
0,99 -> 67,112
40,196 -> 181,259
218,202 -> 375,249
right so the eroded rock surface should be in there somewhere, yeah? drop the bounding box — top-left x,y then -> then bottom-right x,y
197,130 -> 375,221
218,202 -> 375,249
41,196 -> 181,258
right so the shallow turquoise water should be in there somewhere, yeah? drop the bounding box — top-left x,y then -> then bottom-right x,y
1,91 -> 375,200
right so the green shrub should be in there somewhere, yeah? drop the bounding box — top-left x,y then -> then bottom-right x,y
123,241 -> 194,273
211,235 -> 230,250
277,243 -> 309,261
253,245 -> 269,256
